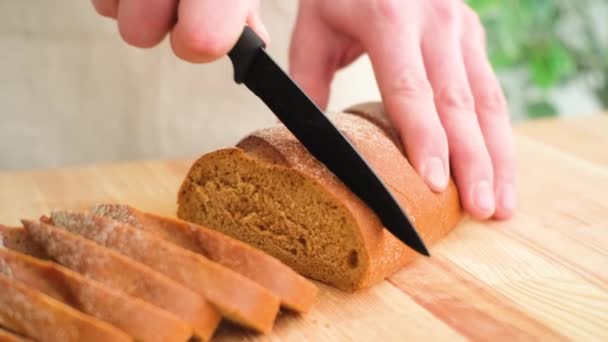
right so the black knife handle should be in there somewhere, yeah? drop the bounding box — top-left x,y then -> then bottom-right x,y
228,26 -> 266,84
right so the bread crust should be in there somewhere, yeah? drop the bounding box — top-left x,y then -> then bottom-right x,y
0,248 -> 192,342
240,118 -> 460,288
0,225 -> 48,259
179,102 -> 461,290
0,327 -> 34,342
48,212 -> 281,334
0,274 -> 131,342
92,204 -> 318,313
17,221 -> 220,341
342,102 -> 462,285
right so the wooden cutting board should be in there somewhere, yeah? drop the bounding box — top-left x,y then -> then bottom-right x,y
1,114 -> 607,341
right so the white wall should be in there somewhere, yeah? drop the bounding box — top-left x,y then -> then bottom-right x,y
0,1 -> 381,171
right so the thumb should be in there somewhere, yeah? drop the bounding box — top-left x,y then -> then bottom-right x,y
288,7 -> 340,110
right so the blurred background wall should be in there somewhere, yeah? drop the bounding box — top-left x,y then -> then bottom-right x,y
1,0 -> 606,171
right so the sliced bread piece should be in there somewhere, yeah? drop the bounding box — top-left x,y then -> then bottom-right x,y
0,247 -> 192,342
177,102 -> 462,291
48,211 -> 281,334
19,220 -> 220,341
0,326 -> 34,342
0,274 -> 131,342
0,225 -> 48,259
92,203 -> 318,313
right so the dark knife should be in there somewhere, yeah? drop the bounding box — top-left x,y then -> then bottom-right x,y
228,27 -> 429,256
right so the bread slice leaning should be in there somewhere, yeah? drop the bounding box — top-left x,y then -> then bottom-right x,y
0,326 -> 34,342
0,248 -> 192,342
0,274 -> 131,342
0,225 -> 48,259
177,102 -> 462,291
47,211 -> 281,334
92,203 -> 318,313
16,221 -> 220,341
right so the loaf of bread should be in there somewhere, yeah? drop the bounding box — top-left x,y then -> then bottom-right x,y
47,211 -> 281,334
0,248 -> 192,342
0,274 -> 131,342
17,221 -> 220,341
92,203 -> 318,313
177,102 -> 462,291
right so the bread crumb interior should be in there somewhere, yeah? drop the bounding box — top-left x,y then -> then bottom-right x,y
178,150 -> 365,290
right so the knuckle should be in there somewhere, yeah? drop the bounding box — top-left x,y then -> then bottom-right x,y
476,85 -> 506,115
461,6 -> 485,39
386,72 -> 434,100
92,0 -> 117,18
175,25 -> 231,60
435,85 -> 475,112
118,25 -> 162,49
92,5 -> 109,17
462,6 -> 481,27
430,0 -> 458,26
370,0 -> 403,23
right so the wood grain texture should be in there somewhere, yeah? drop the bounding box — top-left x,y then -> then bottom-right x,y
1,115 -> 607,340
516,113 -> 608,166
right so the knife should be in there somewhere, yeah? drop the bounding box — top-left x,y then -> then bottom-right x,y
228,26 -> 429,257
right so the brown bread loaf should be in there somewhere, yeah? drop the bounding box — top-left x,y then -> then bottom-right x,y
0,274 -> 131,342
0,248 -> 192,342
48,211 -> 281,334
92,203 -> 318,313
18,220 -> 220,341
177,102 -> 462,291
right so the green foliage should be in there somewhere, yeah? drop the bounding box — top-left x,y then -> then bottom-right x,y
468,0 -> 608,118
526,100 -> 557,119
529,41 -> 576,88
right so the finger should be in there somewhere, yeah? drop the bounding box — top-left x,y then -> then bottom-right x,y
117,0 -> 176,48
361,15 -> 450,193
170,0 -> 254,63
247,11 -> 270,47
289,2 -> 343,109
92,0 -> 119,18
461,7 -> 515,220
421,7 -> 495,219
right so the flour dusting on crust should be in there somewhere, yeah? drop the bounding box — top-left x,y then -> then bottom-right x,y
92,204 -> 142,229
51,211 -> 117,245
0,258 -> 13,279
247,113 -> 405,188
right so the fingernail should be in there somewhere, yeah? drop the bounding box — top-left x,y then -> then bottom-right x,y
499,183 -> 515,213
423,157 -> 448,191
473,180 -> 494,214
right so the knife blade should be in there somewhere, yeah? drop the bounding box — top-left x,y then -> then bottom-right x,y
228,27 -> 429,256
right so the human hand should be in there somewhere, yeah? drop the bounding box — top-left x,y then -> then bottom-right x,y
290,0 -> 515,220
91,0 -> 515,221
91,0 -> 269,62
